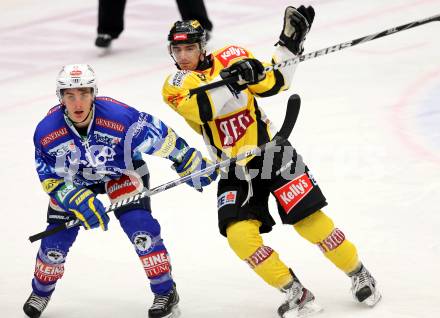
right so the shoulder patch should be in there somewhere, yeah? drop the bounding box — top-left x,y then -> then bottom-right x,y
215,46 -> 249,67
168,70 -> 190,87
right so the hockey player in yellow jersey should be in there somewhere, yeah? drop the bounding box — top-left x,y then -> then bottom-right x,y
162,6 -> 381,317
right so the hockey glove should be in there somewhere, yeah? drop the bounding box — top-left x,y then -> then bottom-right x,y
173,147 -> 218,191
220,58 -> 266,93
277,5 -> 315,55
54,184 -> 109,231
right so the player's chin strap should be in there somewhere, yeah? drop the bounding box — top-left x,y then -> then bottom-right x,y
28,94 -> 302,243
188,12 -> 440,96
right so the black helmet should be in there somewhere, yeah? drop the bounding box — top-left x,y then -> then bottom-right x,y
168,20 -> 206,48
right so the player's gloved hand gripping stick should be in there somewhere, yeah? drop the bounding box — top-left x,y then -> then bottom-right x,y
29,94 -> 302,243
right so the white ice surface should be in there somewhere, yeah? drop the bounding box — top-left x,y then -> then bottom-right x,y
1,0 -> 440,317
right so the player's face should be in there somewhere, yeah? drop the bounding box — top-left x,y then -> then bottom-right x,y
170,43 -> 203,70
62,88 -> 93,124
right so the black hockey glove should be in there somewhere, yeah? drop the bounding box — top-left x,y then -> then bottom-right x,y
220,58 -> 266,93
277,5 -> 315,55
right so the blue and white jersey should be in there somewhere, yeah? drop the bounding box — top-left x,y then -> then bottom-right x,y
34,96 -> 188,195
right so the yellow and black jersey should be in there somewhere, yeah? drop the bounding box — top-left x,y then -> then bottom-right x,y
162,44 -> 297,162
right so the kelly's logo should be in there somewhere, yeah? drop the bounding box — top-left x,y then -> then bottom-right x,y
216,46 -> 249,67
274,173 -> 314,214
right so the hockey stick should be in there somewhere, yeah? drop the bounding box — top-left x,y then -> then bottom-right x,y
28,94 -> 301,243
189,13 -> 440,96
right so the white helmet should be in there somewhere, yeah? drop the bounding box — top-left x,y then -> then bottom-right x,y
56,64 -> 98,101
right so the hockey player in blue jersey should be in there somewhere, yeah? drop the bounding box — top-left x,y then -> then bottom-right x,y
23,64 -> 217,318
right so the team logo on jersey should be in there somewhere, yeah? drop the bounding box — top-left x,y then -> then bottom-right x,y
96,117 -> 125,132
215,109 -> 254,147
41,127 -> 68,147
132,231 -> 154,254
274,173 -> 314,214
216,46 -> 249,67
217,190 -> 237,209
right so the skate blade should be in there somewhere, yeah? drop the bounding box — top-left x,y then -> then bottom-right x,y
154,306 -> 181,318
283,300 -> 323,318
169,305 -> 181,318
363,289 -> 382,307
97,47 -> 112,57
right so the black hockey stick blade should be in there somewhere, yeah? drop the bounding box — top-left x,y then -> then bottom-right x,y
276,94 -> 300,140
